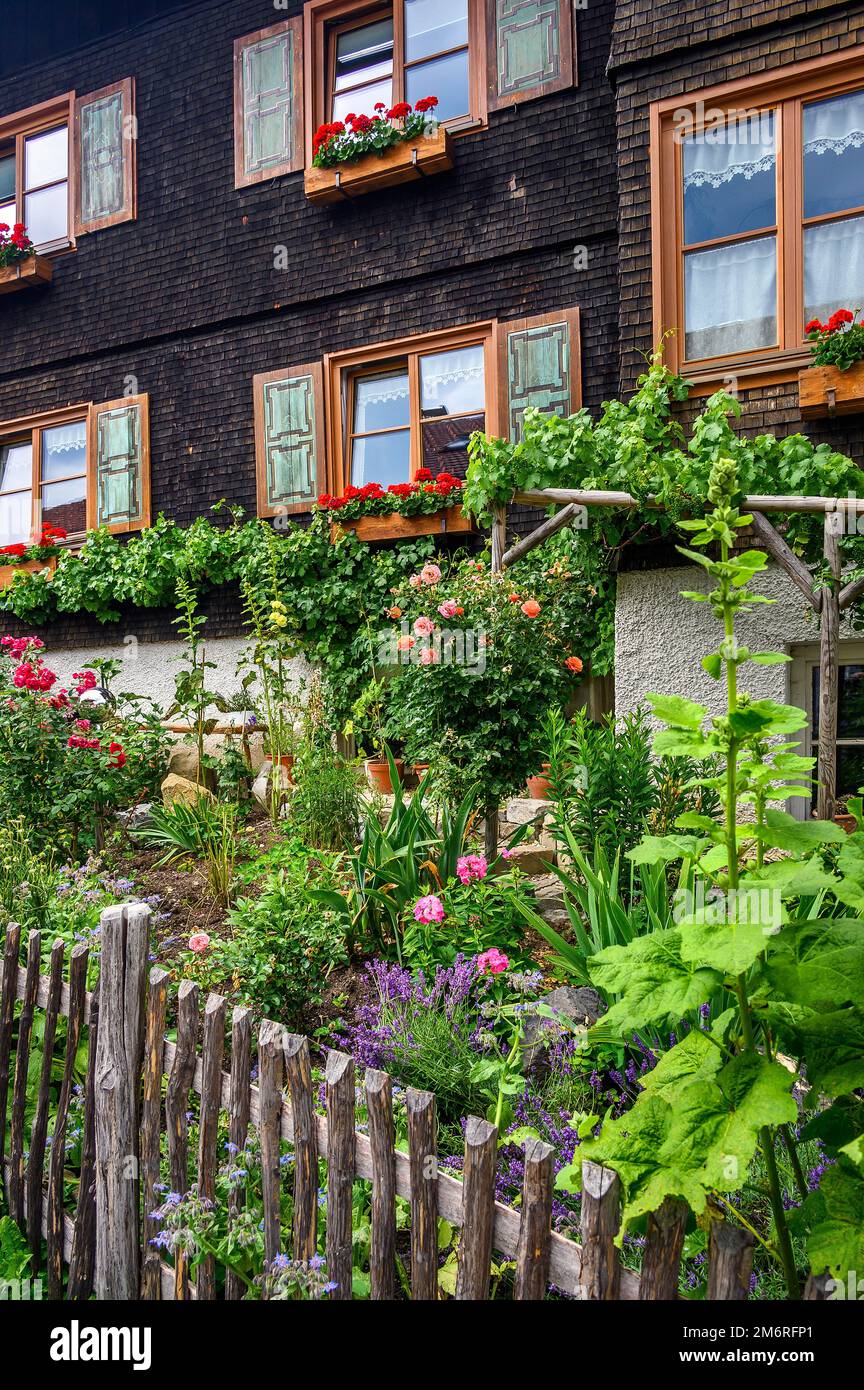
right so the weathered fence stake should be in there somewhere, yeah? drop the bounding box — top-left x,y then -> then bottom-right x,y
326,1050 -> 356,1301
225,1005 -> 252,1301
639,1196 -> 689,1301
140,967 -> 169,1301
284,1032 -> 318,1264
456,1116 -> 497,1300
406,1088 -> 438,1300
49,943 -> 89,1300
0,921 -> 22,1175
515,1138 -> 554,1299
27,938 -> 64,1270
707,1219 -> 755,1301
365,1068 -> 396,1300
68,983 -> 100,1300
258,1019 -> 285,1281
9,930 -> 40,1225
580,1160 -> 621,1300
196,992 -> 227,1300
94,904 -> 149,1301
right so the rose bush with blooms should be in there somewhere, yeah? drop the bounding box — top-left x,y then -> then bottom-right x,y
384,552 -> 585,803
0,222 -> 35,268
0,637 -> 167,851
805,307 -> 864,371
316,470 -> 464,523
312,97 -> 439,168
403,860 -> 534,970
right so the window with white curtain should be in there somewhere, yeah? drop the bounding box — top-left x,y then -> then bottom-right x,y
0,414 -> 87,546
652,54 -> 864,378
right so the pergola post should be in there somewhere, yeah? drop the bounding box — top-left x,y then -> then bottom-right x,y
817,510 -> 842,821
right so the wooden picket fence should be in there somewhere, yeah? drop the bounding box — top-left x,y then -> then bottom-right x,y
0,904 -> 831,1301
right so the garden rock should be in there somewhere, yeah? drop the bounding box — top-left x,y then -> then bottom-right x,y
115,803 -> 154,830
520,986 -> 606,1073
161,773 -> 215,807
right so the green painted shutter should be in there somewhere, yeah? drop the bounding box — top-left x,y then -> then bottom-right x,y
255,365 -> 323,516
74,80 -> 135,234
236,19 -> 303,186
500,309 -> 580,442
88,395 -> 150,533
488,0 -> 575,110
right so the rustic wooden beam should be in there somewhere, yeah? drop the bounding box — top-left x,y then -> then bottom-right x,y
490,504 -> 507,573
748,512 -> 821,612
502,502 -> 584,569
817,512 -> 842,822
513,488 -> 864,515
839,574 -> 864,611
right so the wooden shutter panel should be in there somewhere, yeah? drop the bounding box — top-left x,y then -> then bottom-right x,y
234,19 -> 304,188
74,79 -> 136,234
87,395 -> 151,534
254,365 -> 325,517
497,308 -> 581,442
486,0 -> 575,111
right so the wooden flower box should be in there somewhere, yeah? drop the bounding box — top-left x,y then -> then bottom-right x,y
331,504 -> 476,543
0,255 -> 53,296
0,556 -> 57,588
799,361 -> 864,417
304,128 -> 453,206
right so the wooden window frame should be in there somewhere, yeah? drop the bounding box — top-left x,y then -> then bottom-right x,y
0,404 -> 90,546
234,19 -> 305,189
485,0 -> 576,112
494,306 -> 581,436
325,320 -> 499,496
303,0 -> 488,168
651,46 -> 864,392
0,94 -> 75,255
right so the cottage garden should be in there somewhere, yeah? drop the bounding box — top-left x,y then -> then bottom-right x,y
1,352 -> 864,1301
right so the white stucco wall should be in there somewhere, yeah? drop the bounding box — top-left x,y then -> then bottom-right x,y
40,634 -> 311,716
615,562 -> 855,718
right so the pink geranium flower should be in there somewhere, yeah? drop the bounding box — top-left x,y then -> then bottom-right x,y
413,894 -> 445,924
477,948 -> 509,975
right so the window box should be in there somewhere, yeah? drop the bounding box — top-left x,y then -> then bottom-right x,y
332,503 -> 475,542
0,555 -> 56,588
0,254 -> 53,296
799,361 -> 864,418
304,126 -> 452,204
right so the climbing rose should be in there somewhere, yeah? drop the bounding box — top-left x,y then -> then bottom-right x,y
413,616 -> 435,637
477,948 -> 509,975
414,894 -> 445,924
437,599 -> 459,618
520,599 -> 541,618
396,634 -> 416,651
565,655 -> 583,673
420,563 -> 441,585
189,932 -> 211,953
418,646 -> 437,665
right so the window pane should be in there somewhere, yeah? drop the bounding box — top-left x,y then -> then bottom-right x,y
684,235 -> 777,359
24,126 -> 68,189
335,19 -> 394,91
804,215 -> 864,325
420,344 -> 485,415
351,429 -> 410,487
41,477 -> 86,535
353,370 -> 410,432
406,49 -> 469,122
812,664 -> 864,740
333,78 -> 393,122
41,420 -> 87,482
24,182 -> 68,245
0,153 -> 14,203
0,442 -> 33,493
804,90 -> 864,219
0,491 -> 31,545
421,410 -> 484,471
404,0 -> 468,62
0,201 -> 15,227
683,112 -> 775,244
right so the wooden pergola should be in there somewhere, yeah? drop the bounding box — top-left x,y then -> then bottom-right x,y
488,489 -> 864,825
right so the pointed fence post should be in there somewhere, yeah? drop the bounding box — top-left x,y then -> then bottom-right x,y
817,508 -> 842,821
94,903 -> 150,1300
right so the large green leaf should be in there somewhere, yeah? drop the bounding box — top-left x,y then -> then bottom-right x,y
679,915 -> 772,976
627,834 -> 709,866
765,919 -> 864,1010
805,1150 -> 864,1285
645,693 -> 708,730
588,929 -> 720,1033
775,1008 -> 864,1096
757,809 -> 847,853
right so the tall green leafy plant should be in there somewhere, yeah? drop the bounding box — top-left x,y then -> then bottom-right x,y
557,455 -> 864,1299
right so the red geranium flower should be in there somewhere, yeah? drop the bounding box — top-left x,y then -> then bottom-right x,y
387,102 -> 412,119
415,468 -> 433,482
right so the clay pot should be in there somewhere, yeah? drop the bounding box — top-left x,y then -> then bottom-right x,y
365,758 -> 404,795
526,764 -> 552,800
275,752 -> 295,784
834,812 -> 857,834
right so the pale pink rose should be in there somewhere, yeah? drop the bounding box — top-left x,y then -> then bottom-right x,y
418,646 -> 438,665
420,563 -> 442,586
413,616 -> 435,637
437,599 -> 459,618
189,932 -> 211,954
409,574 -> 423,588
396,634 -> 416,651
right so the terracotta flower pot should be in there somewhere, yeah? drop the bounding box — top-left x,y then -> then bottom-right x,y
365,758 -> 404,795
526,764 -> 552,800
275,752 -> 295,784
834,812 -> 857,834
